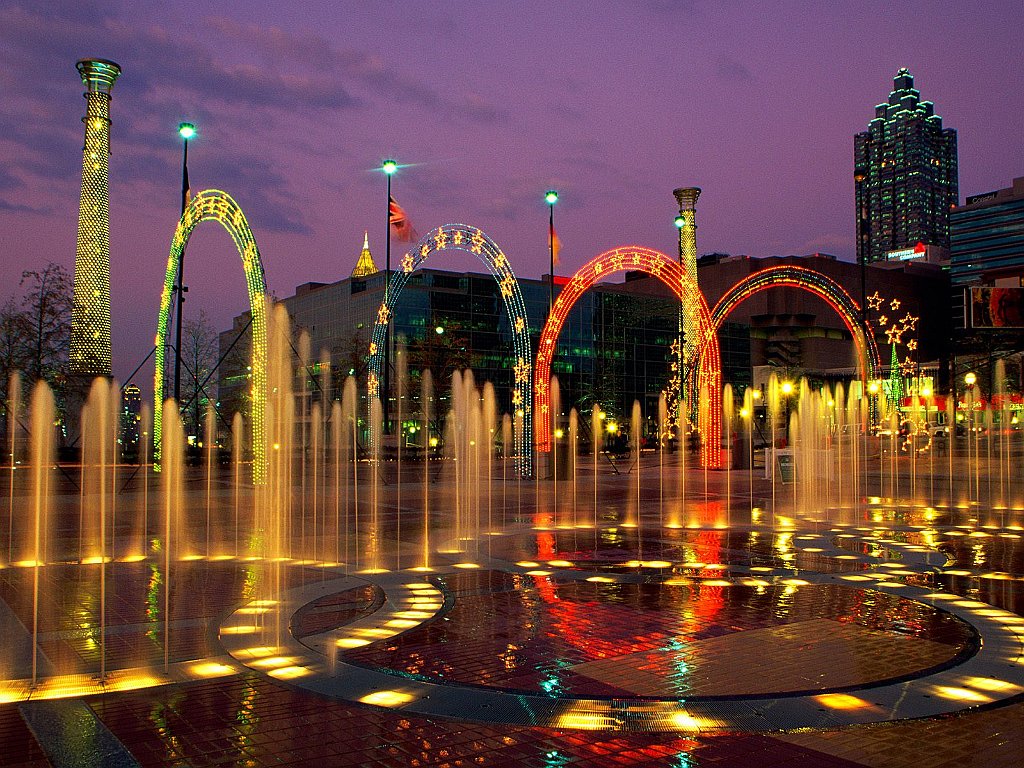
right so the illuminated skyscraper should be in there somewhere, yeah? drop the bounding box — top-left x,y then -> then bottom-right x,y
855,68 -> 958,264
351,231 -> 379,278
70,58 -> 121,376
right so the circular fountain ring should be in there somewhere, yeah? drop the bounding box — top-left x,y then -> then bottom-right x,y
218,532 -> 1024,733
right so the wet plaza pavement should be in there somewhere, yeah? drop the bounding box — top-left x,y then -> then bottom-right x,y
3,466 -> 1024,766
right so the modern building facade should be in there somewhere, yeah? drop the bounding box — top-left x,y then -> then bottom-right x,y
217,237 -> 690,430
950,177 -> 1024,292
949,177 -> 1024,391
855,68 -> 958,264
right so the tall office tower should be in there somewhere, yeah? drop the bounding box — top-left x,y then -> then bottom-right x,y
854,68 -> 958,264
70,58 -> 121,376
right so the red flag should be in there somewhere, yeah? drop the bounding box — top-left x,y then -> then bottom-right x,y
548,227 -> 561,266
389,196 -> 418,242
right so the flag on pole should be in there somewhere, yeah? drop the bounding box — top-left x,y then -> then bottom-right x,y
389,196 -> 418,242
549,226 -> 561,266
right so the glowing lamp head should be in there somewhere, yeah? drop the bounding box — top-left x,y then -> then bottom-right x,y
921,385 -> 933,398
751,389 -> 762,400
178,122 -> 195,140
382,159 -> 398,175
606,422 -> 618,434
545,190 -> 559,205
554,428 -> 564,439
435,326 -> 444,335
868,381 -> 880,395
740,407 -> 750,418
429,437 -> 439,447
780,381 -> 794,396
674,214 -> 685,229
965,372 -> 977,387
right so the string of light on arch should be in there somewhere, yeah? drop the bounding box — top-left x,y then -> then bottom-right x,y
153,190 -> 270,483
534,246 -> 723,470
367,224 -> 534,477
709,265 -> 881,385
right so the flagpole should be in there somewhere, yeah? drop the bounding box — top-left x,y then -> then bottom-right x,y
173,122 -> 195,406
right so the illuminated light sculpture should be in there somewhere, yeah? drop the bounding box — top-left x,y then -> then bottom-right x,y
708,265 -> 880,383
70,58 -> 121,377
154,190 -> 269,482
672,187 -> 702,430
367,224 -> 533,476
534,246 -> 722,469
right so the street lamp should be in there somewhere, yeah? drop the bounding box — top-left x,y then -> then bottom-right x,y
173,121 -> 195,405
545,190 -> 558,316
382,159 -> 398,432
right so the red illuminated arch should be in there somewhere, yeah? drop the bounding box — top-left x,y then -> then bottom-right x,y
708,265 -> 880,383
534,246 -> 722,469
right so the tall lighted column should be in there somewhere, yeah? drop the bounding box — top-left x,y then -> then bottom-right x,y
70,58 -> 121,377
673,186 -> 701,424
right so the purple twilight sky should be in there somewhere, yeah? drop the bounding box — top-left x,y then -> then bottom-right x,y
1,0 -> 1022,389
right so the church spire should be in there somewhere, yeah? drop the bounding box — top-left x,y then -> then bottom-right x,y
351,230 -> 379,278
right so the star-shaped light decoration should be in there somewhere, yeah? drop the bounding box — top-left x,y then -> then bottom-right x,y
890,299 -> 901,311
878,315 -> 889,326
899,312 -> 919,331
402,253 -> 415,273
867,292 -> 884,311
885,324 -> 905,346
899,356 -> 917,376
907,339 -> 918,351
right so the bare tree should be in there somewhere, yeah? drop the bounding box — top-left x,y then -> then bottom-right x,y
19,264 -> 71,390
180,309 -> 219,439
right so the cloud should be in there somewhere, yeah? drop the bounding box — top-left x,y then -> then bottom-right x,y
715,55 -> 754,83
204,16 -> 507,120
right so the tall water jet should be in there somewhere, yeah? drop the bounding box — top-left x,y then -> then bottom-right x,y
658,393 -> 667,530
722,383 -> 733,529
395,339 -> 407,565
629,400 -> 641,555
232,412 -> 244,556
28,381 -> 54,687
6,372 -> 20,565
343,377 -> 358,571
420,370 -> 433,569
568,407 -> 578,529
204,403 -> 215,557
369,396 -> 383,572
592,404 -> 602,531
484,382 -> 497,540
160,398 -> 185,674
501,413 -> 511,531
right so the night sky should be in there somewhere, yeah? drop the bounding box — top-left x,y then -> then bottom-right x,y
1,0 -> 1022,386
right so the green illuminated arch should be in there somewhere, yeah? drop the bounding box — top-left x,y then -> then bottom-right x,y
153,190 -> 269,483
367,224 -> 533,476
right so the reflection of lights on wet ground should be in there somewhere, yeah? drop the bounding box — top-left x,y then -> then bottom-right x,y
359,690 -> 413,707
815,693 -> 874,710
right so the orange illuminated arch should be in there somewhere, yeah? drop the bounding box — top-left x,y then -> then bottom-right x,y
708,265 -> 880,383
534,246 -> 722,469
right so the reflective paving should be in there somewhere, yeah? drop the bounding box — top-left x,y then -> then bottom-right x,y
3,476 -> 1024,766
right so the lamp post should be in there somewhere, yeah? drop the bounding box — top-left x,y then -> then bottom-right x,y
173,122 -> 195,405
382,159 -> 398,433
545,190 -> 558,317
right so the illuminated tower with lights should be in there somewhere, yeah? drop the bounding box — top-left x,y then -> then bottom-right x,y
351,231 -> 379,278
854,68 -> 958,264
673,187 -> 701,424
70,58 -> 121,377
